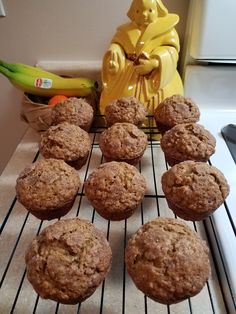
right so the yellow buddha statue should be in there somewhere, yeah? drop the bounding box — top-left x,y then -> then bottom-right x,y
99,0 -> 183,117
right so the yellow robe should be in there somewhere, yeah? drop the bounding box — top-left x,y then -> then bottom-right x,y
100,14 -> 183,115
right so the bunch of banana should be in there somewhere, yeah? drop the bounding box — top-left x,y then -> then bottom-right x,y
0,60 -> 98,97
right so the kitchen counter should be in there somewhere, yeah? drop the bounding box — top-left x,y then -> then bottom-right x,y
0,119 -> 233,314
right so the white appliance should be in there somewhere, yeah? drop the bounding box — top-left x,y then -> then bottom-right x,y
188,0 -> 236,61
184,1 -> 236,313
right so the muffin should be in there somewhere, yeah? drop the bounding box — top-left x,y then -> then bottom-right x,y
84,161 -> 146,220
161,161 -> 230,221
160,123 -> 216,166
104,96 -> 147,127
125,218 -> 210,304
51,97 -> 94,131
99,123 -> 148,165
40,122 -> 91,170
154,95 -> 200,134
25,218 -> 112,304
16,158 -> 80,220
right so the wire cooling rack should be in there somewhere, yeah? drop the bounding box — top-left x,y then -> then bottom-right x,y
0,116 -> 234,314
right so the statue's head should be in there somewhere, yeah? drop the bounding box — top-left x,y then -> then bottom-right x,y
127,0 -> 168,27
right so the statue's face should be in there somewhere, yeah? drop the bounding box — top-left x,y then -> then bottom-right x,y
133,0 -> 158,26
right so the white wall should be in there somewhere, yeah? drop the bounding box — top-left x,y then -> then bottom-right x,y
0,0 -> 189,173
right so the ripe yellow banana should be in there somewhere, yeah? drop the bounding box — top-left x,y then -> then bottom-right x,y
0,60 -> 98,97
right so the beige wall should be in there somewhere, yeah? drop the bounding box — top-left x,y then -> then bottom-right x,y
0,0 -> 189,173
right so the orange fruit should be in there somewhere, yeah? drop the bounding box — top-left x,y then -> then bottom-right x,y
48,95 -> 68,106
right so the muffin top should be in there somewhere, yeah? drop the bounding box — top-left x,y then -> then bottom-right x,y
25,218 -> 112,304
84,161 -> 146,213
105,96 -> 147,126
154,95 -> 200,130
16,158 -> 80,211
99,123 -> 148,160
51,97 -> 94,130
40,122 -> 91,161
162,161 -> 229,214
160,123 -> 216,162
125,217 -> 210,304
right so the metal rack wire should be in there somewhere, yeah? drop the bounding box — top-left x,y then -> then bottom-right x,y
0,116 -> 234,313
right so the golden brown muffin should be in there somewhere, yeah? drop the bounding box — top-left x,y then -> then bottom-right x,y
25,218 -> 112,304
99,123 -> 148,165
16,159 -> 80,220
104,96 -> 147,127
40,122 -> 91,170
154,94 -> 200,134
51,97 -> 94,131
125,218 -> 211,304
84,161 -> 146,220
160,123 -> 216,166
161,161 -> 230,220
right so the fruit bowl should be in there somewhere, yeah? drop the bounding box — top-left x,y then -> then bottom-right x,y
21,93 -> 53,132
21,92 -> 99,132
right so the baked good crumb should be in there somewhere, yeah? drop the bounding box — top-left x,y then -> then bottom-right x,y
105,96 -> 147,127
16,158 -> 80,220
40,122 -> 91,170
84,161 -> 146,220
25,218 -> 112,304
161,161 -> 230,220
160,123 -> 216,166
125,217 -> 211,304
99,122 -> 148,165
154,94 -> 200,133
51,97 -> 94,131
